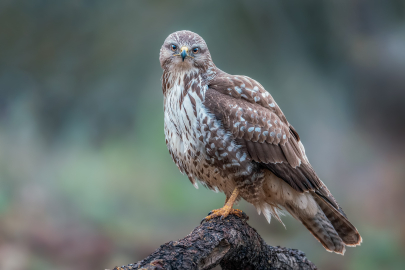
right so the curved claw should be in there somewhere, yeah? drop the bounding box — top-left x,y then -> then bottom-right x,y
201,211 -> 214,224
201,208 -> 246,224
200,217 -> 207,224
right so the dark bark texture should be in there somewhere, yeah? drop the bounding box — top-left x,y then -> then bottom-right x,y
111,214 -> 317,270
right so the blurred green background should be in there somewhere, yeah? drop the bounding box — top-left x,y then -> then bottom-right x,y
1,1 -> 405,269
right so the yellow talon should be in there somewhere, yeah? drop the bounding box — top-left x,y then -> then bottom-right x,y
203,208 -> 244,221
202,188 -> 246,222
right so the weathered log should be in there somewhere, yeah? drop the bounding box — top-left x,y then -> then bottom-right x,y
112,213 -> 317,270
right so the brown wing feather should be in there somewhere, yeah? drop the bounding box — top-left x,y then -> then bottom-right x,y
205,74 -> 323,193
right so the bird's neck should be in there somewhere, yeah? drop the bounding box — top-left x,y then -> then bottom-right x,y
162,65 -> 218,97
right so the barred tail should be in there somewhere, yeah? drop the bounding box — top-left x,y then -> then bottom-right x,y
259,172 -> 362,254
298,207 -> 346,254
285,193 -> 362,255
313,193 -> 362,247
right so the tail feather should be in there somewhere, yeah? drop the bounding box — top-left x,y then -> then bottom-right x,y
313,193 -> 362,246
287,203 -> 346,254
260,172 -> 362,254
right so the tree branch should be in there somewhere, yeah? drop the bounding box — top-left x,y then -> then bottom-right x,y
111,213 -> 317,270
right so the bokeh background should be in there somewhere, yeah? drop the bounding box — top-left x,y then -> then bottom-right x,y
1,1 -> 405,269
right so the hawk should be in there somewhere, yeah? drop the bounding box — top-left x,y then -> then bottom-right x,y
159,30 -> 362,254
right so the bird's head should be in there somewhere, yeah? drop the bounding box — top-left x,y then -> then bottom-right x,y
160,30 -> 213,73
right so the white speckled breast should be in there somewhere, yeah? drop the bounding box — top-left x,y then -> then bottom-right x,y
163,72 -> 237,196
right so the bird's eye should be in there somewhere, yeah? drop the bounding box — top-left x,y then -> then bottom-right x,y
192,47 -> 199,54
171,44 -> 177,51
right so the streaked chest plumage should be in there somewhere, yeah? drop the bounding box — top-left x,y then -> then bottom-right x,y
163,72 -> 205,178
164,73 -> 202,166
163,71 -> 262,200
163,72 -> 236,194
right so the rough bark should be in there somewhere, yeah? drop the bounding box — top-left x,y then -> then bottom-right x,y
111,213 -> 317,270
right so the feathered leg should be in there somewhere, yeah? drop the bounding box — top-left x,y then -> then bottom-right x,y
202,188 -> 244,222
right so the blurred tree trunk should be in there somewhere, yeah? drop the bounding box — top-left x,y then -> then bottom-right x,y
111,214 -> 317,270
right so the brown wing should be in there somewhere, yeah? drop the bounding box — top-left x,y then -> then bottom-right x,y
205,74 -> 324,192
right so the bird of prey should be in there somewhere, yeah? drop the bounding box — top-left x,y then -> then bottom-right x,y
159,30 -> 362,254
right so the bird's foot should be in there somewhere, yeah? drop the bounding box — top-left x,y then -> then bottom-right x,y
201,207 -> 247,224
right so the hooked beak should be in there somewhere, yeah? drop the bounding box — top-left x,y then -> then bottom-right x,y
180,47 -> 188,61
